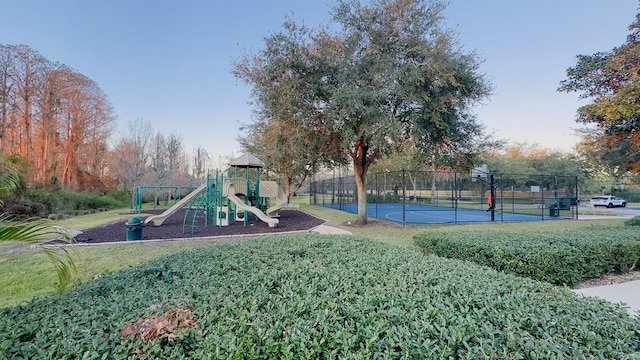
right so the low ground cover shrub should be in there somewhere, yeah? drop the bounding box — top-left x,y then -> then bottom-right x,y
625,216 -> 640,227
414,226 -> 640,287
1,235 -> 638,358
6,189 -> 129,217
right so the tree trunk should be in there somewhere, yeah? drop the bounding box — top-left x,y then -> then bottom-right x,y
284,173 -> 292,200
353,163 -> 368,225
352,140 -> 369,225
0,70 -> 8,155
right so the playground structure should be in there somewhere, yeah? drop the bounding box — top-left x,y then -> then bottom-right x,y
143,153 -> 288,232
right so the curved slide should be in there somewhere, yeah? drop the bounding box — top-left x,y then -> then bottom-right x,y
266,187 -> 288,217
227,183 -> 279,228
144,183 -> 207,226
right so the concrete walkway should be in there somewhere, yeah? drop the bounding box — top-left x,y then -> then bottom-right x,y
573,280 -> 640,317
311,224 -> 352,235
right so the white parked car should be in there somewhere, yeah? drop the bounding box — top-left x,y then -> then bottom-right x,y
589,195 -> 626,208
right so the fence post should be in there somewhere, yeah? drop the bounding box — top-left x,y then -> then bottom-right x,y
540,175 -> 545,220
575,176 -> 579,220
402,169 -> 406,227
454,173 -> 458,224
489,174 -> 496,222
374,172 -> 378,218
310,178 -> 315,206
499,174 -> 504,221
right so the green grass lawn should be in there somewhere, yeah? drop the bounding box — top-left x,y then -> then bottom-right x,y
59,208 -> 140,230
0,205 -> 630,308
299,205 -> 628,248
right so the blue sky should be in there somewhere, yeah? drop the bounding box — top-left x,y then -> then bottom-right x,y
0,1 -> 637,161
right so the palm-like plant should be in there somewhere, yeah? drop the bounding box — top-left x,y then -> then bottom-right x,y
0,157 -> 77,295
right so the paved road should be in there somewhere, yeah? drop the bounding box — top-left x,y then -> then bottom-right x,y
578,205 -> 640,219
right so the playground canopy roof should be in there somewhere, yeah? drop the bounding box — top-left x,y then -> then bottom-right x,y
230,153 -> 265,168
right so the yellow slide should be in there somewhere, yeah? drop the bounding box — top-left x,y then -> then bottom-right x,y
144,183 -> 207,226
226,182 -> 279,228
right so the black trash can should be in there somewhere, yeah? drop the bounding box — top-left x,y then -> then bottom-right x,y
125,217 -> 143,240
549,204 -> 559,217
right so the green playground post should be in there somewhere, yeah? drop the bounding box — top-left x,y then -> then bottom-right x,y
134,186 -> 143,213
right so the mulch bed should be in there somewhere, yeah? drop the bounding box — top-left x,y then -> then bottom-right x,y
76,209 -> 325,244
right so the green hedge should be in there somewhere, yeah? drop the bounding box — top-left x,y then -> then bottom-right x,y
625,216 -> 640,227
414,227 -> 640,287
1,235 -> 639,358
26,189 -> 128,216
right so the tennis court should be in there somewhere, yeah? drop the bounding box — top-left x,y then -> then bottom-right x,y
323,203 -> 558,225
311,169 -> 578,225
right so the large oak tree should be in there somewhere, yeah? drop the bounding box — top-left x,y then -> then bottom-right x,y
237,0 -> 491,224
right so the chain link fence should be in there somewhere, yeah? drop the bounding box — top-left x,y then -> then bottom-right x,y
310,170 -> 579,225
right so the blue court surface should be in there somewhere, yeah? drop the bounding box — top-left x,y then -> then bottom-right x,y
323,203 -> 553,225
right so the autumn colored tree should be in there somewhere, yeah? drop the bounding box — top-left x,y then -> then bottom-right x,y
34,65 -> 63,186
0,44 -> 115,191
559,9 -> 640,173
58,72 -> 114,191
0,45 -> 12,155
8,45 -> 48,161
0,44 -> 203,195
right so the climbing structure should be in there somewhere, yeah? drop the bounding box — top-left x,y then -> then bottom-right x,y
154,153 -> 289,233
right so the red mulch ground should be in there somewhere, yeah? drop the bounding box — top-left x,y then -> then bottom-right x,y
76,209 -> 326,244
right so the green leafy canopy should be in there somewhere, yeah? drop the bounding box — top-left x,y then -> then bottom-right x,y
234,0 -> 492,224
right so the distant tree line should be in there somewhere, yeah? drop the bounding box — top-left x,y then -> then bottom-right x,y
0,44 -> 216,199
107,118 -> 210,199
